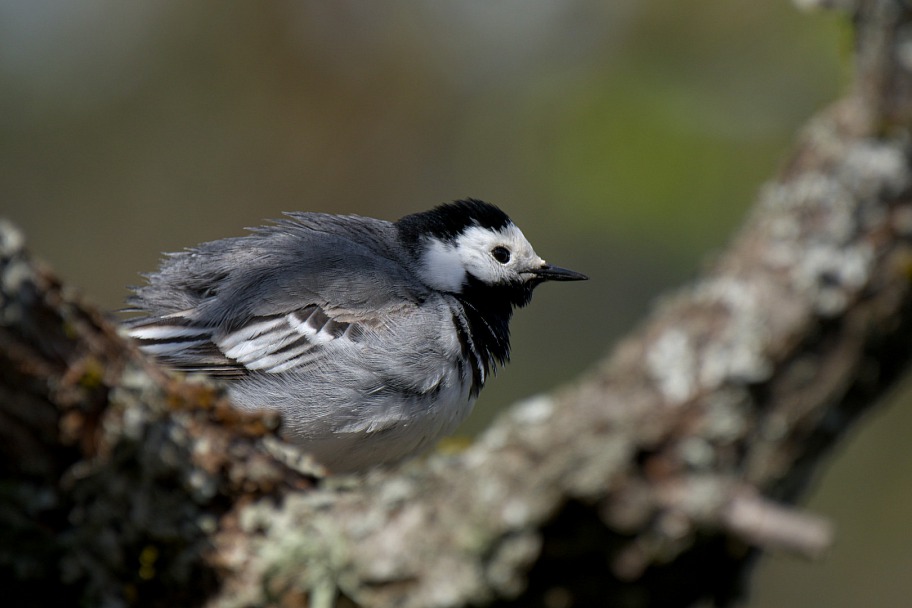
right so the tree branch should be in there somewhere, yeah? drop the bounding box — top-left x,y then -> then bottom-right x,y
3,1 -> 912,606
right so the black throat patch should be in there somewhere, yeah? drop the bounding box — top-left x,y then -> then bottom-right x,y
453,275 -> 535,396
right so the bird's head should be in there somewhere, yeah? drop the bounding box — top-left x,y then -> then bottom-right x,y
397,199 -> 587,306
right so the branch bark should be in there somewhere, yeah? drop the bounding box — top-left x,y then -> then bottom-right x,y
3,1 -> 912,606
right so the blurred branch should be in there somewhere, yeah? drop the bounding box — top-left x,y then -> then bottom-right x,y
3,1 -> 912,606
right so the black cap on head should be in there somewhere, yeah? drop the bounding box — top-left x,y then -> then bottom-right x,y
397,199 -> 512,247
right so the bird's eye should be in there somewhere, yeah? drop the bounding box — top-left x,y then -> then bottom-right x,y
491,246 -> 511,264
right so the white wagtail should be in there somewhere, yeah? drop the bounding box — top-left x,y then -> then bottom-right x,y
125,199 -> 587,472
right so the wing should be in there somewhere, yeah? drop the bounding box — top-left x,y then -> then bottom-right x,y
125,212 -> 425,378
127,303 -> 376,378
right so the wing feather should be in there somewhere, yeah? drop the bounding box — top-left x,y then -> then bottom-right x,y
128,303 -> 380,377
125,212 -> 426,378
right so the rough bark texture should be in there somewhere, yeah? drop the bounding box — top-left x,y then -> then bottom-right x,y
3,1 -> 912,607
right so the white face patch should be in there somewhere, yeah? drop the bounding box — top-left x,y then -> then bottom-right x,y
456,224 -> 544,286
418,237 -> 468,292
417,222 -> 545,292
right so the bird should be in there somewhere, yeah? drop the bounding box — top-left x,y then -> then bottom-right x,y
124,199 -> 587,472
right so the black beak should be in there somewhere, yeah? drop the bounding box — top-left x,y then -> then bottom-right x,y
531,263 -> 589,282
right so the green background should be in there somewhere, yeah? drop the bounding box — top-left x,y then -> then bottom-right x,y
3,2 -> 909,605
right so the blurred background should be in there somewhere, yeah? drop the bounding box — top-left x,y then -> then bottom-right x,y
2,1 -> 909,606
